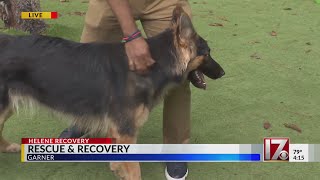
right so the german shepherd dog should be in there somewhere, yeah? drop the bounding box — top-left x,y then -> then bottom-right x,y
0,6 -> 224,180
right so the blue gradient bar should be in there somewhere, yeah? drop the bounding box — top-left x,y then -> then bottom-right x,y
26,154 -> 261,162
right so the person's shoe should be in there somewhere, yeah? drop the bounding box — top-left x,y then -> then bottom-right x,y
165,162 -> 188,180
59,125 -> 85,138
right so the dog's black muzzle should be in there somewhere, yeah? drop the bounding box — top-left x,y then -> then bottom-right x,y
188,54 -> 225,90
199,54 -> 225,80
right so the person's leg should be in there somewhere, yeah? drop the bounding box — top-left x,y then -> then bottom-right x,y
81,0 -> 148,43
141,0 -> 192,37
141,1 -> 192,179
60,0 -> 124,138
81,0 -> 123,43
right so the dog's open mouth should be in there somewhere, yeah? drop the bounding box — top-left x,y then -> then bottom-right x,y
188,70 -> 207,89
187,56 -> 225,90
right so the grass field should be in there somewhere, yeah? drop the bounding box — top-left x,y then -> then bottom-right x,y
1,0 -> 320,179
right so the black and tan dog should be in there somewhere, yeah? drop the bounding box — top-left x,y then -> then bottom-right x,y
0,6 -> 224,180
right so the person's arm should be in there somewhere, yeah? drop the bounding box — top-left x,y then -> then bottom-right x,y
106,0 -> 155,74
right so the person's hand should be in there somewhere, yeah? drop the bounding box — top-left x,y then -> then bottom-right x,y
125,37 -> 155,74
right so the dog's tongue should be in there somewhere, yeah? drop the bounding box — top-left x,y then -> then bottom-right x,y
188,70 -> 206,90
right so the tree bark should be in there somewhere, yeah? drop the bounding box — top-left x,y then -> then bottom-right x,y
0,0 -> 46,34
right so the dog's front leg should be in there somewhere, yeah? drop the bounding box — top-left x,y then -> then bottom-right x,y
0,80 -> 20,153
108,104 -> 149,180
0,106 -> 20,153
109,124 -> 141,180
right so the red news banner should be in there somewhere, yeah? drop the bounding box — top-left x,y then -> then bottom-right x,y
21,138 -> 114,144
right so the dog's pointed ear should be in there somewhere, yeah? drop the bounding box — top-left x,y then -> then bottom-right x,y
172,5 -> 184,24
172,5 -> 196,46
179,13 -> 195,39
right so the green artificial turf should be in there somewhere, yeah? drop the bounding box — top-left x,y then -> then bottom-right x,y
1,0 -> 320,179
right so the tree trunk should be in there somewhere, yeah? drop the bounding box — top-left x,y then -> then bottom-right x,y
0,0 -> 46,34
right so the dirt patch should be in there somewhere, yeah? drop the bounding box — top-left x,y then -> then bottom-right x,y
284,123 -> 302,133
305,49 -> 312,53
250,53 -> 261,60
209,23 -> 224,27
193,1 -> 207,4
67,12 -> 86,16
217,16 -> 229,22
263,121 -> 271,130
248,40 -> 260,44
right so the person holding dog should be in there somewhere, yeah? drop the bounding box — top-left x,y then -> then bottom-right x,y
59,0 -> 204,179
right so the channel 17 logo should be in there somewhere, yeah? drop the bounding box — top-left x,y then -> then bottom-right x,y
264,138 -> 289,161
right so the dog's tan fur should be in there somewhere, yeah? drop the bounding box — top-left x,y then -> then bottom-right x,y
109,122 -> 141,180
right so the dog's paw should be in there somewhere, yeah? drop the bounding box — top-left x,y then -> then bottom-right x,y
110,162 -> 126,179
0,143 -> 21,153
